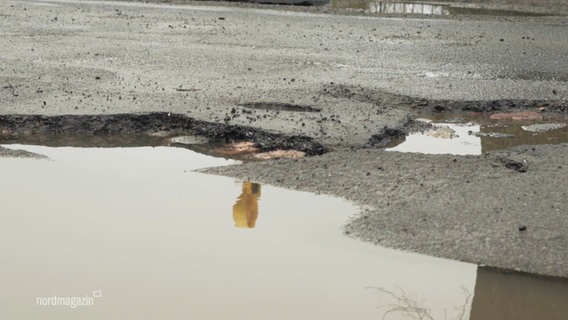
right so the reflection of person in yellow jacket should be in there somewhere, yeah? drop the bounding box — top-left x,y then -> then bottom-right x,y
232,181 -> 261,228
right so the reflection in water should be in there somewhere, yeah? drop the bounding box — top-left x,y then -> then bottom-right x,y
232,181 -> 261,228
333,0 -> 548,17
470,268 -> 568,320
387,122 -> 482,155
369,2 -> 449,15
368,286 -> 471,320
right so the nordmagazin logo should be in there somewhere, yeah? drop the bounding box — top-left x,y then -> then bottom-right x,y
36,291 -> 102,309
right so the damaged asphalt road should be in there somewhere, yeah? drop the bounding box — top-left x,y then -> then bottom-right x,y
1,0 -> 567,277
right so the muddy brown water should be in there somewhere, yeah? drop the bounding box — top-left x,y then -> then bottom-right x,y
1,143 -> 567,319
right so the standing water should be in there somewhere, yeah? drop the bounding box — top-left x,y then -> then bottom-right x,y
0,143 -> 567,319
332,1 -> 550,16
387,113 -> 568,155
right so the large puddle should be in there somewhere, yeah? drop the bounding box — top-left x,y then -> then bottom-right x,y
388,112 -> 568,155
1,143 -> 567,319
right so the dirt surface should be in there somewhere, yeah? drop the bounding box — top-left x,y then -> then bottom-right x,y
1,0 -> 567,277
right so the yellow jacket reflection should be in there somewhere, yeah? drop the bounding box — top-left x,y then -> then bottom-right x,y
232,182 -> 261,228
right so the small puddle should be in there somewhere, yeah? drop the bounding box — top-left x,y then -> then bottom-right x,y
387,112 -> 568,155
332,0 -> 551,16
1,142 -> 567,319
370,1 -> 451,15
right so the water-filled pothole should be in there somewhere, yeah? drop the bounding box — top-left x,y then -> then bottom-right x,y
0,143 -> 474,319
0,131 -> 308,162
332,0 -> 552,16
0,113 -> 327,156
1,142 -> 567,319
387,112 -> 568,155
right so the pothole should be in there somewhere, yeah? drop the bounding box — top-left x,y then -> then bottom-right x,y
332,0 -> 553,16
0,143 -> 477,319
0,113 -> 326,158
386,112 -> 568,155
